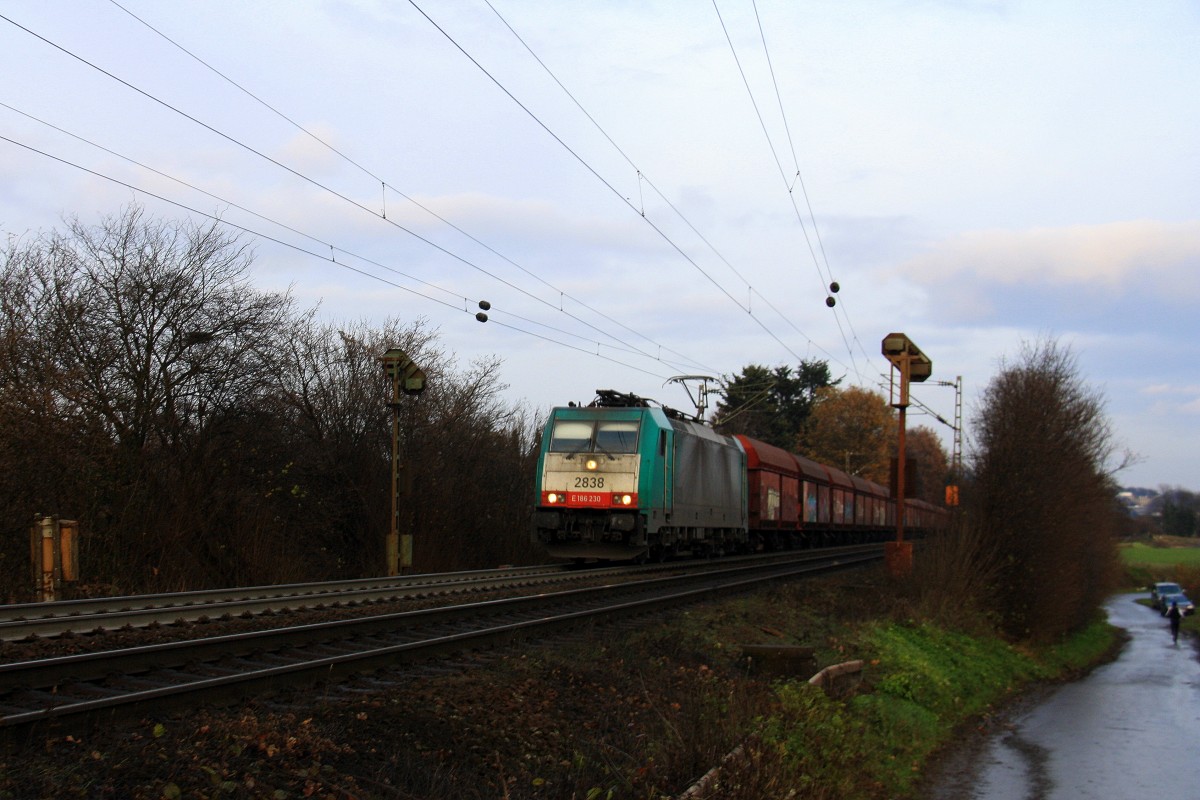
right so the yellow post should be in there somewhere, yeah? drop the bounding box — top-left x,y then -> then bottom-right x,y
31,515 -> 61,602
388,391 -> 401,576
60,519 -> 79,582
381,348 -> 426,575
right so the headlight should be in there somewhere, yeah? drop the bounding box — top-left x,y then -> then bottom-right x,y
585,459 -> 599,471
547,493 -> 560,504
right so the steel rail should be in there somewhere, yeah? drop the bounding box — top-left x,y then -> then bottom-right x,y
0,546 -> 872,641
0,563 -> 638,641
0,564 -> 568,624
0,546 -> 881,734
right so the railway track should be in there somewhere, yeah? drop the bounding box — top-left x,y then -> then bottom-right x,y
0,563 -> 612,641
0,545 -> 882,739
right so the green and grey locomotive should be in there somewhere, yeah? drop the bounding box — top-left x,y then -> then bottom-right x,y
532,390 -> 945,561
532,390 -> 746,560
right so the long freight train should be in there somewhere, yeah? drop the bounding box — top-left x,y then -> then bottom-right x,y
532,390 -> 946,560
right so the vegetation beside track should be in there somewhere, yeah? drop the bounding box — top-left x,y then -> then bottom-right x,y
0,213 -> 1145,796
0,568 -> 1122,800
760,614 -> 1118,799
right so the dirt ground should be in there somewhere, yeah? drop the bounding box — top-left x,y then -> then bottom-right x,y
0,571 -> 938,799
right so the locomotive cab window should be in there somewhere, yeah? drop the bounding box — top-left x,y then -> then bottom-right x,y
548,418 -> 640,454
595,420 -> 639,453
549,420 -> 593,453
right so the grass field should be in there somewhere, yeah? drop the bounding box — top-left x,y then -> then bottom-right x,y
1121,541 -> 1200,567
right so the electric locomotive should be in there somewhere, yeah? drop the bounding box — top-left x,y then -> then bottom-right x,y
533,389 -> 947,561
532,390 -> 746,560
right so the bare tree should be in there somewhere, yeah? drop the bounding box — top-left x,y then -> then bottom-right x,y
0,206 -> 293,593
47,206 -> 290,452
272,316 -> 543,577
970,338 -> 1121,641
0,238 -> 106,596
0,205 -> 544,597
407,353 -> 543,570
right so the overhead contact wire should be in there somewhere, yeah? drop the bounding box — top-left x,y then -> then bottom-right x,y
484,0 -> 842,366
0,133 -> 683,378
711,0 -> 827,291
406,0 -> 816,363
749,0 -> 871,378
713,0 -> 866,379
1,10 -> 712,375
107,0 -> 709,374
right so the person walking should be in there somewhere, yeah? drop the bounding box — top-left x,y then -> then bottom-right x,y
1167,600 -> 1183,644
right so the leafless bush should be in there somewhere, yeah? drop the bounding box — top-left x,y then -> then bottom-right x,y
0,206 -> 544,597
894,513 -> 1003,632
968,338 -> 1122,641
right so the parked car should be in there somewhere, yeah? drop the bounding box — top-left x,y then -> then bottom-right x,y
1160,592 -> 1195,616
1152,582 -> 1183,611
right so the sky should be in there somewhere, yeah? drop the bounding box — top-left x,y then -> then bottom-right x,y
1,1 -> 1197,490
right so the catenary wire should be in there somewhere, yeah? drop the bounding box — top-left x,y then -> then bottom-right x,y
104,0 -> 709,375
0,9 -> 714,376
407,0 -> 815,364
710,0 -> 863,381
7,7 -> 954,429
40,3 -> 832,379
480,3 -> 958,437
0,132 -> 679,381
744,1 -> 895,385
710,0 -> 831,295
5,102 -> 705,367
481,0 -> 850,375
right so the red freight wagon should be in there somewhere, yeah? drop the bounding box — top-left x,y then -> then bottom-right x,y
735,435 -> 800,531
734,433 -> 911,550
823,463 -> 855,527
792,452 -> 830,526
849,475 -> 878,526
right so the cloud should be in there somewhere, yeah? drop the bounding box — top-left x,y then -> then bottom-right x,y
1137,383 -> 1200,416
274,125 -> 345,176
902,219 -> 1200,297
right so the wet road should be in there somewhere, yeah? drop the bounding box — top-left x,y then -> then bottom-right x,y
924,593 -> 1200,799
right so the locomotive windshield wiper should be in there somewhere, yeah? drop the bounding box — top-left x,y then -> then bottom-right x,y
562,443 -> 589,460
592,441 -> 617,460
563,440 -> 615,460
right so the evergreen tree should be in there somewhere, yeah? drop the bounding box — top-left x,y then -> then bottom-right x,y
712,360 -> 838,448
1161,492 -> 1198,537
